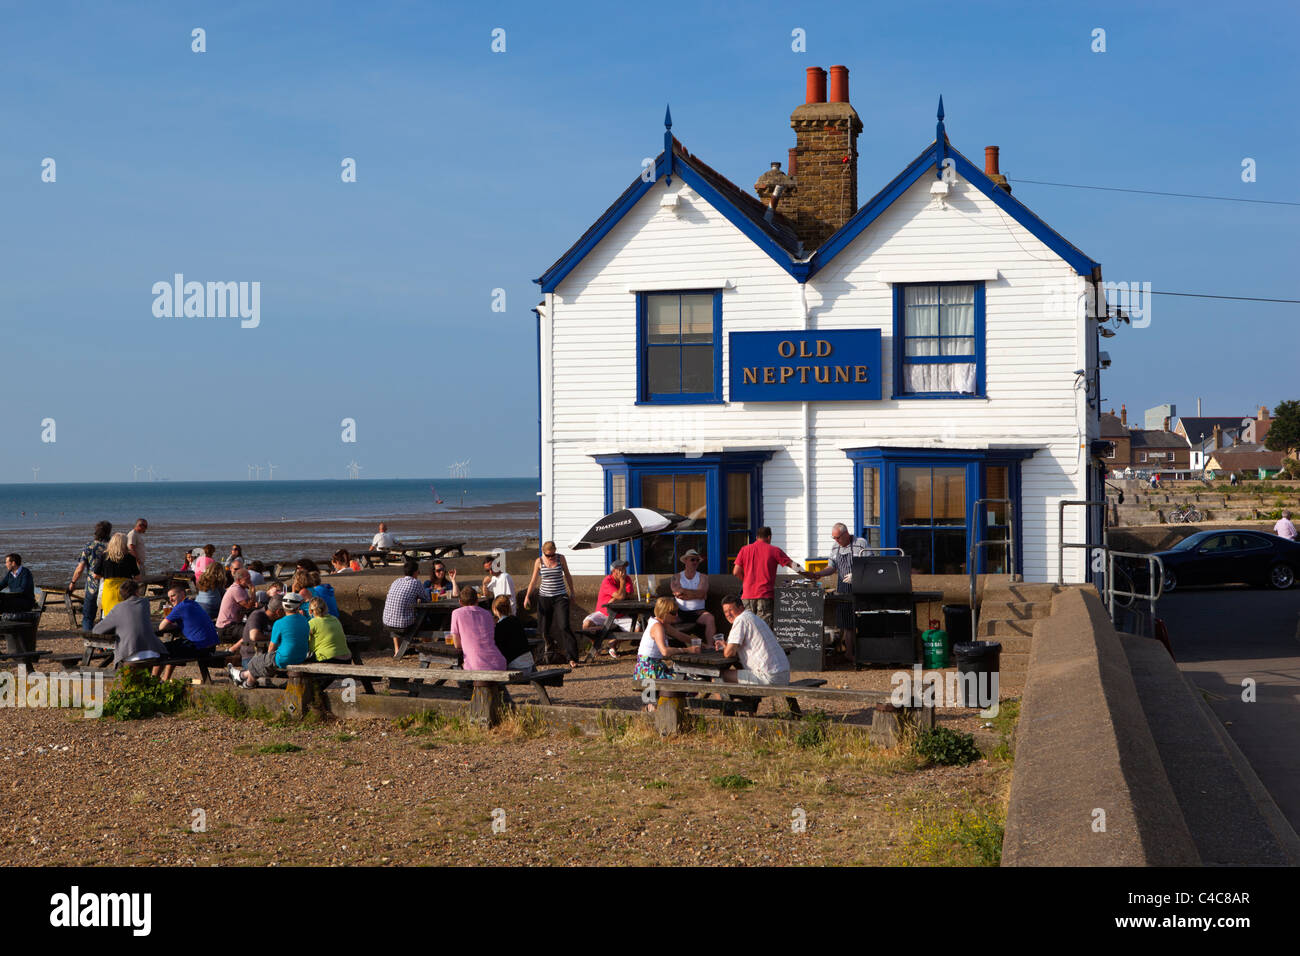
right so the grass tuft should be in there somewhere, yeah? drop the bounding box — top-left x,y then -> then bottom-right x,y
904,808 -> 1005,866
257,742 -> 303,755
709,773 -> 755,790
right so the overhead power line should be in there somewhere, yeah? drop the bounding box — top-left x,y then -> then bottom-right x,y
1148,291 -> 1300,304
1016,178 -> 1300,207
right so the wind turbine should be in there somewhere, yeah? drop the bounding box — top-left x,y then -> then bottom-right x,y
132,465 -> 142,481
31,466 -> 39,482
346,461 -> 362,479
146,465 -> 155,482
248,464 -> 256,480
267,461 -> 276,480
254,464 -> 263,480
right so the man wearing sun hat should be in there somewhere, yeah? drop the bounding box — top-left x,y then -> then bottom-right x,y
671,549 -> 717,641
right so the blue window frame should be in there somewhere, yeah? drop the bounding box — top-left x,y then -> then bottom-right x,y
596,452 -> 770,574
892,282 -> 986,398
636,290 -> 724,404
847,447 -> 1031,574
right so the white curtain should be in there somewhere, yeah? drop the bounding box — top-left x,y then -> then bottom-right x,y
902,285 -> 976,394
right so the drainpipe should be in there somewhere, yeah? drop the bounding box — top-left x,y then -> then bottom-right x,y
800,283 -> 813,562
540,293 -> 557,546
533,305 -> 543,552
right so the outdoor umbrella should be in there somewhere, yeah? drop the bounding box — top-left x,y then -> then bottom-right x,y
569,507 -> 688,597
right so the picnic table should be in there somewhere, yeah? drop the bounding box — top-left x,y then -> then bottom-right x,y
355,541 -> 467,568
0,620 -> 38,654
604,598 -> 657,629
670,648 -> 740,681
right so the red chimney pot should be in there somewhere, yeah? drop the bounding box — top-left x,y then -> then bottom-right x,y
828,65 -> 849,103
985,146 -> 1000,176
805,67 -> 827,104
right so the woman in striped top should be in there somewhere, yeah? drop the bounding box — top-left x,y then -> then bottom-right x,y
523,541 -> 580,667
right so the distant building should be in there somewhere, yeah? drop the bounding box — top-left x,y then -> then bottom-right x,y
1240,406 -> 1272,446
1101,404 -> 1190,473
1143,403 -> 1175,431
1206,446 -> 1286,479
1173,416 -> 1246,450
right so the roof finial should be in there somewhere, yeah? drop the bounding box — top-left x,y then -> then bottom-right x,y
935,95 -> 948,179
663,104 -> 674,185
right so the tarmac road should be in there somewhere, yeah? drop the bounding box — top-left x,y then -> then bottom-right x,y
1157,587 -> 1300,833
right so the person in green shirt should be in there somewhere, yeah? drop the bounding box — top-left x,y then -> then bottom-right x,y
307,597 -> 350,663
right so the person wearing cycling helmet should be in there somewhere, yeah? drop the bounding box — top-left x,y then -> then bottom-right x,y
229,592 -> 309,688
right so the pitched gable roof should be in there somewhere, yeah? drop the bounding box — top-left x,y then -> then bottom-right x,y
808,140 -> 1100,277
1099,413 -> 1127,438
1176,417 -> 1249,442
537,118 -> 1101,293
1208,449 -> 1286,471
536,139 -> 805,293
1130,430 -> 1189,450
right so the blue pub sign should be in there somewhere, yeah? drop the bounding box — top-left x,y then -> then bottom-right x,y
728,329 -> 882,402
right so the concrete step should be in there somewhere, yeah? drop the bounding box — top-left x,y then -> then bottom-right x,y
980,601 -> 1050,621
998,651 -> 1029,675
977,633 -> 1033,656
981,583 -> 1065,605
1121,634 -> 1300,865
979,619 -> 1035,638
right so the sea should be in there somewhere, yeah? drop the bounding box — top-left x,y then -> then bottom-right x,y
0,478 -> 540,581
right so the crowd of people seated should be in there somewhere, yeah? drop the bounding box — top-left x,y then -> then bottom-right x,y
14,518 -> 811,698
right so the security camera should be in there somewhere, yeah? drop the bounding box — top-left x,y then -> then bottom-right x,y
1099,351 -> 1112,369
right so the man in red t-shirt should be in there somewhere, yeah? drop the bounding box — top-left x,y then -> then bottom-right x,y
732,527 -> 803,627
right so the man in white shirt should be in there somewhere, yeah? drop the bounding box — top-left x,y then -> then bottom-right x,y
715,593 -> 790,686
372,522 -> 398,551
1275,510 -> 1297,542
481,554 -> 517,615
127,518 -> 148,574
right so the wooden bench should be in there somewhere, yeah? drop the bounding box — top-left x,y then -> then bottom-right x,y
78,632 -> 228,682
635,677 -> 934,743
47,653 -> 96,671
412,645 -> 568,705
285,662 -> 524,725
0,650 -> 50,666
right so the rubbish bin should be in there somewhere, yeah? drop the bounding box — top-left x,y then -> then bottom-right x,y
943,604 -> 975,646
952,641 -> 1002,708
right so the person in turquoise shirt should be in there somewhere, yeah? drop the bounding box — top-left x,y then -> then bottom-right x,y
230,593 -> 309,688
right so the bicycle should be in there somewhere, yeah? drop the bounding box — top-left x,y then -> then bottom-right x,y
1166,505 -> 1204,523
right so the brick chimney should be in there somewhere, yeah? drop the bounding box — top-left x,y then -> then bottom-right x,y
1212,424 -> 1222,450
984,146 -> 1011,194
783,65 -> 862,251
1255,405 -> 1272,445
754,162 -> 796,218
1120,404 -> 1127,426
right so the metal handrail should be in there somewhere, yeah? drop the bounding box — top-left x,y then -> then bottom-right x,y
967,498 -> 1016,646
1057,499 -> 1107,586
1105,549 -> 1165,630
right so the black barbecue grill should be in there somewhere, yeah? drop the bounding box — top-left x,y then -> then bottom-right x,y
850,555 -> 918,667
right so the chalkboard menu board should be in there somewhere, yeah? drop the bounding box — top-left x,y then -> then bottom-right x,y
775,583 -> 827,671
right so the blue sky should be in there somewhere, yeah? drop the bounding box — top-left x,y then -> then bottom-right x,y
2,0 -> 1296,482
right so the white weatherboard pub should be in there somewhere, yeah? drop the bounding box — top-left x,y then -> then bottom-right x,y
535,67 -> 1109,584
